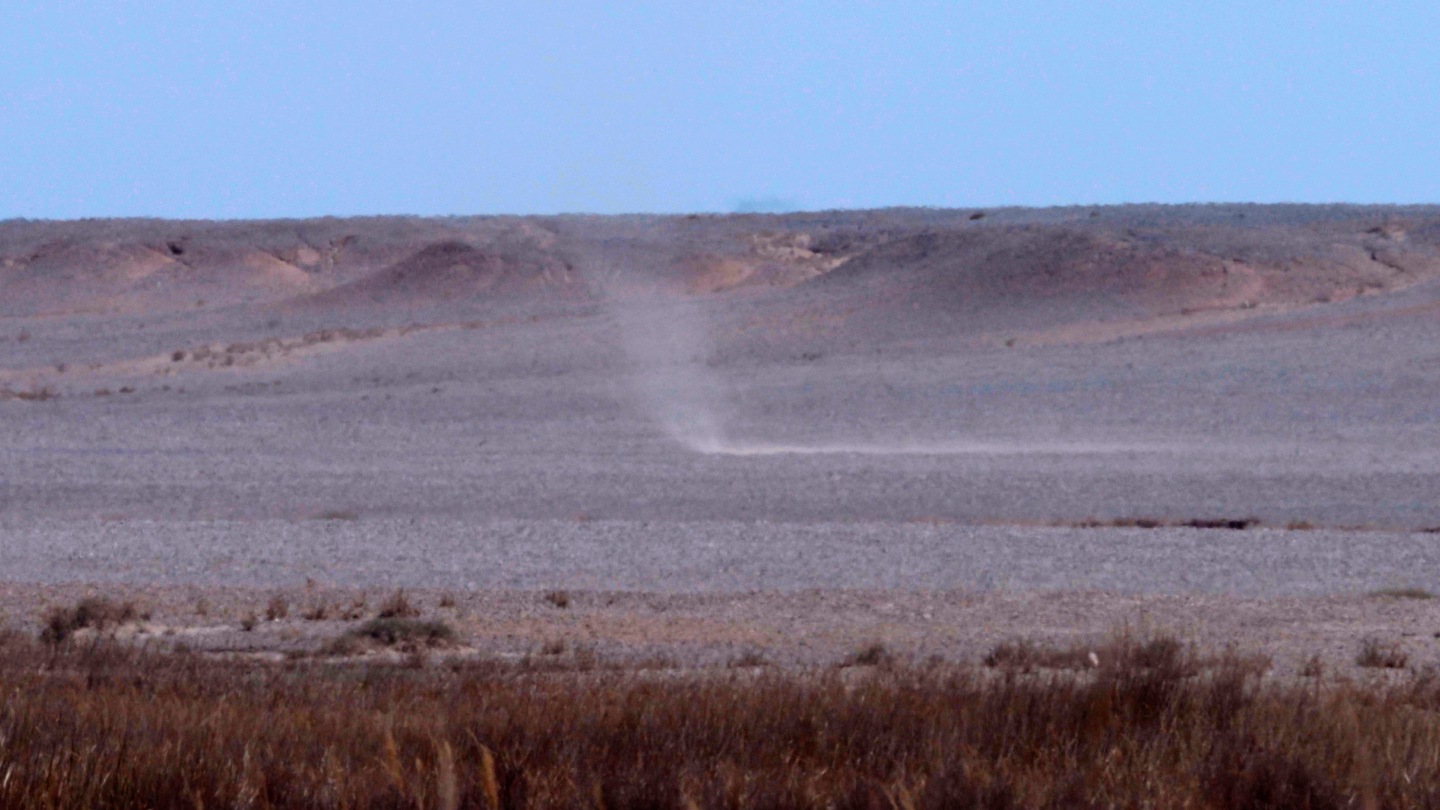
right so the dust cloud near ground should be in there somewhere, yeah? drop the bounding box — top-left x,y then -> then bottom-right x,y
4,204 -> 1440,673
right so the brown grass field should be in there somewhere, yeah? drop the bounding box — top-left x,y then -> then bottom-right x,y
5,626 -> 1440,808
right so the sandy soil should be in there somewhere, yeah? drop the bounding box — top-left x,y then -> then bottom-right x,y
3,204 -> 1440,676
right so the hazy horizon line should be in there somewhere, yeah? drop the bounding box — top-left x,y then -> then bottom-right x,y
5,200 -> 1440,226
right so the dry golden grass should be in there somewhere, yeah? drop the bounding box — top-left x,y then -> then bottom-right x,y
3,629 -> 1440,807
985,638 -> 1097,672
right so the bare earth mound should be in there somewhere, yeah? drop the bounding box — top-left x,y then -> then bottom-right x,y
299,238 -> 577,308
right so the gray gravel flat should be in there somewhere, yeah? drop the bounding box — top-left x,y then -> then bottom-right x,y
4,291 -> 1440,599
3,517 -> 1439,597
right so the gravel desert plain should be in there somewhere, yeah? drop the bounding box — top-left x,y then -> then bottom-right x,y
3,203 -> 1440,674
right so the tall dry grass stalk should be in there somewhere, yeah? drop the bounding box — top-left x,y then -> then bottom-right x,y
2,630 -> 1440,806
437,740 -> 459,810
478,745 -> 499,810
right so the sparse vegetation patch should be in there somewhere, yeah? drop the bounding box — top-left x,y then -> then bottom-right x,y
847,642 -> 893,668
1070,517 -> 1261,530
39,597 -> 139,644
349,617 -> 457,649
376,589 -> 420,619
0,386 -> 57,402
1357,637 -> 1409,669
1368,587 -> 1435,600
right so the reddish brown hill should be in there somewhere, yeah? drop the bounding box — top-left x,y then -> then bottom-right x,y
295,240 -> 577,308
797,228 -> 1240,338
0,239 -> 318,316
3,207 -> 1439,329
792,221 -> 1440,343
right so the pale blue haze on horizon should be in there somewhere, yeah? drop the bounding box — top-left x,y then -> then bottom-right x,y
1,2 -> 1436,219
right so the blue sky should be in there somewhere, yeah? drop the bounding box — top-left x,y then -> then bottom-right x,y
2,2 -> 1436,218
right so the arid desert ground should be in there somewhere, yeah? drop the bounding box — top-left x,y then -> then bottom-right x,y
3,204 -> 1440,673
